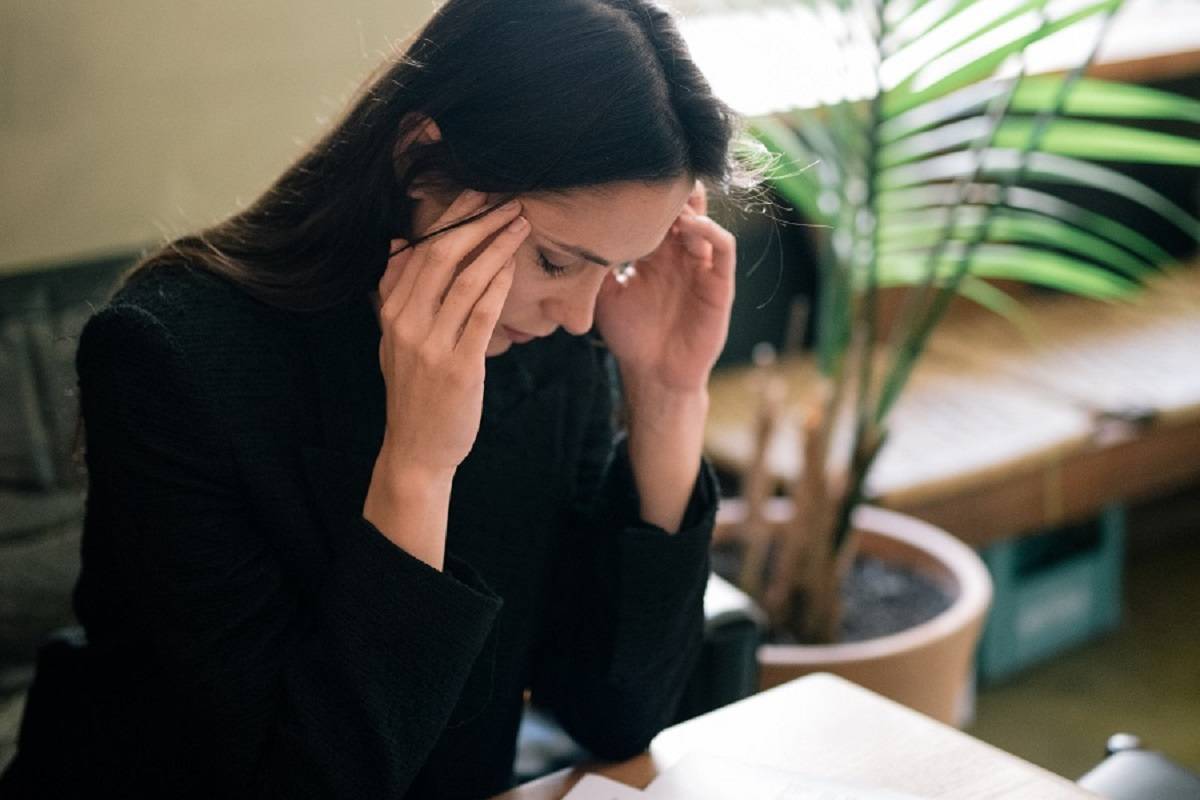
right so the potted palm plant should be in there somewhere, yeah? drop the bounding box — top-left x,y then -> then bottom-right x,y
702,0 -> 1200,723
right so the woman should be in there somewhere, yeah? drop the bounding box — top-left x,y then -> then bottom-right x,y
2,0 -> 753,797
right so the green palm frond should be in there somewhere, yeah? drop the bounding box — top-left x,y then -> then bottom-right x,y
878,206 -> 1153,280
881,76 -> 1200,143
877,149 -> 1199,242
883,0 -> 1122,116
877,184 -> 1176,264
880,117 -> 1200,168
738,0 -> 1199,556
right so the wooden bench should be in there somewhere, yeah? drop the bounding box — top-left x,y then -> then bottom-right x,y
704,267 -> 1200,548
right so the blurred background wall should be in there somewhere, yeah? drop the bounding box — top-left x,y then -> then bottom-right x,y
0,0 -> 441,271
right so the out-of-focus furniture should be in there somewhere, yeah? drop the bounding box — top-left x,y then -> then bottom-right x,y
704,267 -> 1200,550
975,505 -> 1126,685
0,255 -> 130,665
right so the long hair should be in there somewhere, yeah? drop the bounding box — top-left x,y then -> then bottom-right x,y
120,0 -> 755,313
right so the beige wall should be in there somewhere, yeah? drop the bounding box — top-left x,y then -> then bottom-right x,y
0,1 -> 435,272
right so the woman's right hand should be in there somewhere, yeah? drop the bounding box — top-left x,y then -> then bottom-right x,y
363,190 -> 529,568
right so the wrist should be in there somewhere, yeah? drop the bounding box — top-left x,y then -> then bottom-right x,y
620,381 -> 708,534
622,377 -> 709,432
619,363 -> 709,397
364,450 -> 455,571
376,437 -> 459,491
381,460 -> 458,496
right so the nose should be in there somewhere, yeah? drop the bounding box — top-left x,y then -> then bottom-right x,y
545,278 -> 602,336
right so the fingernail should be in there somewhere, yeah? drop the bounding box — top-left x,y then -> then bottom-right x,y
500,198 -> 521,212
509,215 -> 529,232
463,189 -> 485,203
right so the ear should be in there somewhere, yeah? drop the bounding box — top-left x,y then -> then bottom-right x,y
397,111 -> 443,149
394,113 -> 445,198
412,115 -> 443,146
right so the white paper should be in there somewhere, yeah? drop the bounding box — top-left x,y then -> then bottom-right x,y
645,753 -> 929,800
560,773 -> 646,800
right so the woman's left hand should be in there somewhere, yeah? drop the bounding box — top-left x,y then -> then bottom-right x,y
595,181 -> 735,393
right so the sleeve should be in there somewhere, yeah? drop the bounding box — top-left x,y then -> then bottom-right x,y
74,304 -> 503,798
528,345 -> 718,762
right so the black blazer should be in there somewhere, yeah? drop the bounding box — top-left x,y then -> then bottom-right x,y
3,264 -> 716,799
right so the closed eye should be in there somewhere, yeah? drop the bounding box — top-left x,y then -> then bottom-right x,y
537,252 -> 570,278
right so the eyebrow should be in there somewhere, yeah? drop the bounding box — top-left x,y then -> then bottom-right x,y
542,236 -> 651,267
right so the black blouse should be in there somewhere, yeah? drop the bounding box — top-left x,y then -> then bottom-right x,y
3,263 -> 716,799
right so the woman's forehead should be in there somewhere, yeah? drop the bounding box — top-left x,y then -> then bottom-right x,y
521,178 -> 692,261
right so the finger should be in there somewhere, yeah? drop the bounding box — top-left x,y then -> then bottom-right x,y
597,269 -> 622,305
676,213 -> 735,279
455,258 -> 516,357
431,216 -> 529,349
427,187 -> 493,235
676,215 -> 710,260
407,198 -> 523,316
687,179 -> 708,216
675,214 -> 713,259
378,239 -> 412,302
382,189 -> 489,318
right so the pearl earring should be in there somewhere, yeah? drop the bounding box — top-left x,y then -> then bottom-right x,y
614,262 -> 638,286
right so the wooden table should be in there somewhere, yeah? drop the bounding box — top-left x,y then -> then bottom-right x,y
493,673 -> 1097,799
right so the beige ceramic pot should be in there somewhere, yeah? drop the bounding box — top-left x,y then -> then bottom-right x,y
718,501 -> 993,727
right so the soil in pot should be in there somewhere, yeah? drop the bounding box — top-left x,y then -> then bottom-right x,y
711,539 -> 953,644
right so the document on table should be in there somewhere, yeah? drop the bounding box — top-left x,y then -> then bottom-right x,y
561,752 -> 930,800
646,753 -> 930,799
560,774 -> 646,800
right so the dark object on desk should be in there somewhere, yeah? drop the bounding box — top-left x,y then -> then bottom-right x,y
1077,733 -> 1200,800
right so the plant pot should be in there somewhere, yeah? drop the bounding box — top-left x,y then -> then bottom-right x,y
717,500 -> 993,727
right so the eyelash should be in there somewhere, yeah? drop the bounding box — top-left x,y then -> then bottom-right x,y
537,252 -> 569,278
537,253 -> 636,278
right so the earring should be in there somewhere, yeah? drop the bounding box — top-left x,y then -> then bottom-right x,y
614,262 -> 638,286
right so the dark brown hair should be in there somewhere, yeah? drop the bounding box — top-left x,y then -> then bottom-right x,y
122,0 -> 754,313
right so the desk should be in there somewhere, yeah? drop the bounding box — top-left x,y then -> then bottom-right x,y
494,673 -> 1097,799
